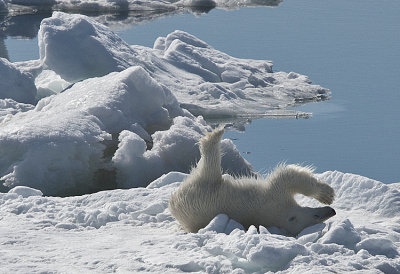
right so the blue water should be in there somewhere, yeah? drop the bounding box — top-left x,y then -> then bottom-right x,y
2,0 -> 400,183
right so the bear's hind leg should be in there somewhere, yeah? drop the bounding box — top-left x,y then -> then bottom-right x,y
268,164 -> 335,205
196,127 -> 225,182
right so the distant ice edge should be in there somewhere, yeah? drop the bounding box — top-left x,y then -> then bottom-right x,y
2,0 -> 283,14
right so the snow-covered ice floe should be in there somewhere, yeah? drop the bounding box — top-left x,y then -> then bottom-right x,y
0,0 -> 282,39
0,171 -> 399,272
2,0 -> 282,14
0,0 -> 7,12
0,12 -> 327,195
0,65 -> 252,195
34,12 -> 329,115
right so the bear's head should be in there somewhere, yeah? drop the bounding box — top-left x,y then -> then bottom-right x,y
282,205 -> 336,236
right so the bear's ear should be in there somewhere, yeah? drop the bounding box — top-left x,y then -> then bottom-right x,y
288,216 -> 297,222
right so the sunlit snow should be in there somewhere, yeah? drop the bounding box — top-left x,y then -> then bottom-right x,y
1,171 -> 399,272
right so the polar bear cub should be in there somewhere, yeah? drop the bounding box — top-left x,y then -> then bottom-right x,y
169,127 -> 336,236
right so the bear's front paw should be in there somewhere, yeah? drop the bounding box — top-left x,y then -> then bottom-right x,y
315,182 -> 335,204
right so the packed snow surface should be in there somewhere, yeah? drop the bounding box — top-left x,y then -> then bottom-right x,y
0,171 -> 399,272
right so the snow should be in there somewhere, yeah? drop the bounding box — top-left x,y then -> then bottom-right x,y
0,57 -> 37,104
35,12 -> 329,116
34,70 -> 70,99
7,0 -> 176,12
38,12 -> 141,82
4,0 -> 281,14
1,0 -> 282,40
150,30 -> 329,116
198,213 -> 245,234
1,65 -> 176,195
0,98 -> 34,123
0,171 -> 399,272
213,0 -> 282,9
0,64 -> 252,195
113,116 -> 252,188
7,186 -> 43,197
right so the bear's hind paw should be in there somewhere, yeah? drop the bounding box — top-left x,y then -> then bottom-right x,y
201,127 -> 225,145
314,182 -> 335,205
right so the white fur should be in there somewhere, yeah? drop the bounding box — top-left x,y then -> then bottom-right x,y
169,127 -> 336,236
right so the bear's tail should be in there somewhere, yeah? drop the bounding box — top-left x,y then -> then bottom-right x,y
196,127 -> 225,182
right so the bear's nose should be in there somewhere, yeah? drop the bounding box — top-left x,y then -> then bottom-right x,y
318,206 -> 336,220
325,206 -> 336,217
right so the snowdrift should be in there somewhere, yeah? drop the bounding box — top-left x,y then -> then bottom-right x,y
0,12 -> 327,195
0,171 -> 399,272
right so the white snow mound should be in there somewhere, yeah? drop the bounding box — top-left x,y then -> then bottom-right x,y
0,171 -> 398,272
38,11 -> 141,82
8,186 -> 43,197
0,66 -> 178,195
0,58 -> 37,104
35,12 -> 329,116
113,116 -> 252,188
0,65 -> 252,195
